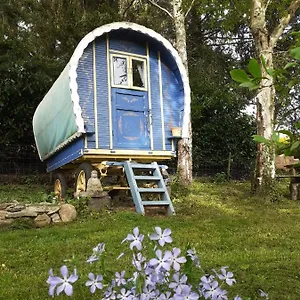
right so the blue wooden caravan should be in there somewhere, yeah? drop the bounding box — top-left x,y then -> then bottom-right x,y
33,22 -> 190,215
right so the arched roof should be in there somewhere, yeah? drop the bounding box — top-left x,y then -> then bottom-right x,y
69,22 -> 190,137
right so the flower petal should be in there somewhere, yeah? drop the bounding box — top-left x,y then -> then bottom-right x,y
60,265 -> 68,279
68,273 -> 78,283
64,282 -> 73,296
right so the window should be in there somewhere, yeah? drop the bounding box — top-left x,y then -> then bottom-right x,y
111,54 -> 147,90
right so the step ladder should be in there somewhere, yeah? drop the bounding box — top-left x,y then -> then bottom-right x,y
123,161 -> 175,216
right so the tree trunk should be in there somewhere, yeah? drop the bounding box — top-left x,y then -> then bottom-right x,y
172,0 -> 193,185
250,0 -> 276,191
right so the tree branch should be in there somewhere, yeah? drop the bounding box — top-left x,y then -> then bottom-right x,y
264,0 -> 272,12
146,0 -> 173,19
185,0 -> 196,18
270,0 -> 300,48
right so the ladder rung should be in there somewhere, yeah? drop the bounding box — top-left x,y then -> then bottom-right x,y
134,176 -> 160,181
138,188 -> 165,193
130,163 -> 156,169
142,201 -> 170,206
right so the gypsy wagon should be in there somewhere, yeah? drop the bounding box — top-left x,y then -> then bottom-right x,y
33,22 -> 190,215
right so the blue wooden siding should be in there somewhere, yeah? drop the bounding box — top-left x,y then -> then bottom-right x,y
95,37 -> 110,149
77,43 -> 96,149
149,49 -> 163,151
161,61 -> 184,150
109,31 -> 147,56
46,138 -> 84,172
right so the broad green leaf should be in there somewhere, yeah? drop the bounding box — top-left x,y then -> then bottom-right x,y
239,81 -> 257,88
230,69 -> 251,83
248,58 -> 261,78
295,122 -> 300,129
284,148 -> 292,156
272,132 -> 280,143
284,62 -> 297,69
291,47 -> 300,60
252,135 -> 271,145
291,141 -> 300,151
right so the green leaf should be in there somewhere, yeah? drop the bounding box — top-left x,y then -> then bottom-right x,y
239,81 -> 257,89
230,69 -> 251,83
248,58 -> 261,78
295,122 -> 300,129
252,135 -> 271,145
272,132 -> 280,143
291,47 -> 300,60
284,62 -> 297,69
291,141 -> 300,151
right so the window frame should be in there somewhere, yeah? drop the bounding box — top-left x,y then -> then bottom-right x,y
110,53 -> 147,91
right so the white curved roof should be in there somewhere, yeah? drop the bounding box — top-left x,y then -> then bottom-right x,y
69,22 -> 190,138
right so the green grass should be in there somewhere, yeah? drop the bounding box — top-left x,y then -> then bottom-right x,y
0,179 -> 300,299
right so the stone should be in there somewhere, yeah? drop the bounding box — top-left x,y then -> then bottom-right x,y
86,170 -> 103,196
6,204 -> 26,212
0,203 -> 10,210
0,211 -> 8,220
51,213 -> 62,224
0,219 -> 13,227
34,213 -> 51,228
59,204 -> 77,223
87,195 -> 111,212
6,209 -> 38,218
25,204 -> 60,214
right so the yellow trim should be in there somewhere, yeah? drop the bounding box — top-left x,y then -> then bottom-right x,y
110,53 -> 147,91
158,51 -> 166,151
107,34 -> 113,149
109,49 -> 147,59
146,42 -> 154,150
93,41 -> 99,149
84,135 -> 87,148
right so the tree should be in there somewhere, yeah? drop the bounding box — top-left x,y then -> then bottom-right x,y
246,0 -> 300,191
144,0 -> 194,185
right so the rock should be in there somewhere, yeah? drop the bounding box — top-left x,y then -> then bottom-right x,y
0,211 -> 8,220
6,209 -> 38,218
34,213 -> 51,228
25,204 -> 60,214
0,219 -> 13,227
87,195 -> 111,212
0,203 -> 10,210
6,204 -> 26,212
51,213 -> 62,224
59,204 -> 77,223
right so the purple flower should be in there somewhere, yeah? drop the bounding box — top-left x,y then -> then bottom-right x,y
122,227 -> 144,251
169,273 -> 188,294
117,288 -> 132,300
115,271 -> 127,286
85,272 -> 103,293
86,255 -> 99,264
174,285 -> 199,300
149,249 -> 172,272
46,265 -> 78,297
132,252 -> 146,271
158,292 -> 172,300
93,242 -> 105,254
216,267 -> 236,286
150,227 -> 172,247
202,280 -> 221,300
187,248 -> 200,268
169,248 -> 187,271
103,284 -> 117,299
233,296 -> 242,300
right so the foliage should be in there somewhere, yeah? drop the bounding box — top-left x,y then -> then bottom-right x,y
46,226 -> 251,299
1,180 -> 300,298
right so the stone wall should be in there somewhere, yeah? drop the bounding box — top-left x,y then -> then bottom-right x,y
0,202 -> 77,228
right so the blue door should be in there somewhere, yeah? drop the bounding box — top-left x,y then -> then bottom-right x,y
110,54 -> 150,149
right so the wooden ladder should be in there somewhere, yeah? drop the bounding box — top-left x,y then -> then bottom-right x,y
123,161 -> 175,216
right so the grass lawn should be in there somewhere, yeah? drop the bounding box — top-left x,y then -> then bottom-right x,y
0,178 -> 300,299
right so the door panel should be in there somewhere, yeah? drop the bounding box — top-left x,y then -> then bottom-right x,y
112,89 -> 150,149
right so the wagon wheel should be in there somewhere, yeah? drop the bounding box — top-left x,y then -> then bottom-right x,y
53,173 -> 68,201
75,163 -> 93,195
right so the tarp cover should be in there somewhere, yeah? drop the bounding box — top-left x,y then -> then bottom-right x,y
33,66 -> 78,160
